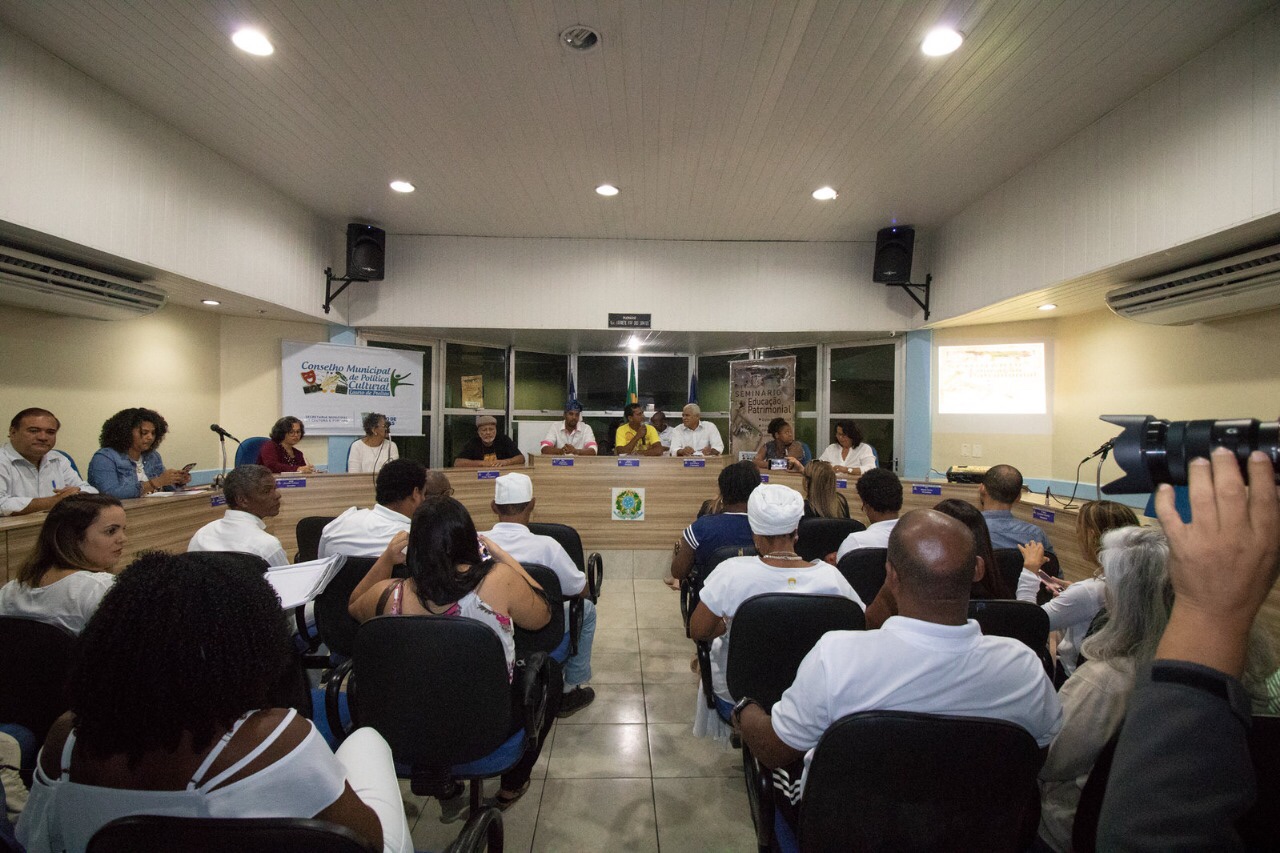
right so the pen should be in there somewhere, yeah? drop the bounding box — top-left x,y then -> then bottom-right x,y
52,479 -> 57,489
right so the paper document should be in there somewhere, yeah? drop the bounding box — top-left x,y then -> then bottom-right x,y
265,555 -> 347,610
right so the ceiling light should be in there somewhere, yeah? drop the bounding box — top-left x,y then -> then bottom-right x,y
812,186 -> 838,201
626,336 -> 641,351
921,27 -> 963,57
389,180 -> 415,193
596,184 -> 619,197
201,299 -> 221,306
232,28 -> 274,56
1038,303 -> 1057,312
560,25 -> 601,52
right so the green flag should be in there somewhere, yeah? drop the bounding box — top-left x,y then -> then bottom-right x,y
627,359 -> 638,405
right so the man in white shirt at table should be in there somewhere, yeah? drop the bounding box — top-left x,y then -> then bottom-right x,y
318,459 -> 427,558
0,407 -> 96,516
539,401 -> 598,456
187,464 -> 288,567
668,404 -> 724,457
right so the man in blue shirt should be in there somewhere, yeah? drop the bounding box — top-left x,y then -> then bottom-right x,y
668,460 -> 762,585
979,464 -> 1055,553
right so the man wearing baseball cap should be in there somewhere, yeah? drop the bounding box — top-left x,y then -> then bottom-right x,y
540,401 -> 598,456
453,415 -> 525,468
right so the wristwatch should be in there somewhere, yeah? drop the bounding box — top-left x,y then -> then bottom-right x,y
731,696 -> 760,726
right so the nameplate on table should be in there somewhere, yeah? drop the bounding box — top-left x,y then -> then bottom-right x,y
911,484 -> 942,496
836,479 -> 848,489
618,459 -> 640,467
552,458 -> 575,467
1032,507 -> 1056,523
682,459 -> 705,468
759,474 -> 769,483
210,494 -> 227,507
276,477 -> 307,489
477,471 -> 499,479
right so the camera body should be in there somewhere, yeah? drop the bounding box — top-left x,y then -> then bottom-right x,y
1100,415 -> 1280,494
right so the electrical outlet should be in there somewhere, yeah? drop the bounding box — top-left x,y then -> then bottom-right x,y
960,444 -> 971,457
972,444 -> 982,458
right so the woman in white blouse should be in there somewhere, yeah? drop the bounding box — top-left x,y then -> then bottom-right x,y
817,420 -> 876,476
348,412 -> 400,475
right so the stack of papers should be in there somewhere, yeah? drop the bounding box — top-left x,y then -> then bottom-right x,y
265,555 -> 348,609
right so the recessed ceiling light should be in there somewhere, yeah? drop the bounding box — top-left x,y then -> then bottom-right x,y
389,180 -> 415,193
596,184 -> 619,197
232,28 -> 274,56
626,336 -> 642,351
921,27 -> 963,57
201,299 -> 221,306
812,186 -> 839,201
1038,303 -> 1057,311
560,25 -> 601,52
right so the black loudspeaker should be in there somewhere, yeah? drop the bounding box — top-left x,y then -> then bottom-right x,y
346,223 -> 385,281
873,225 -> 914,284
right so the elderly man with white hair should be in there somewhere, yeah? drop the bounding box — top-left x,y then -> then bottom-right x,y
668,403 -> 725,457
689,484 -> 864,727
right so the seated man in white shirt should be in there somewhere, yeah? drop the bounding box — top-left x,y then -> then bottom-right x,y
318,459 -> 427,558
480,472 -> 597,718
539,401 -> 598,456
187,464 -> 288,567
835,468 -> 903,561
734,509 -> 1062,825
668,404 -> 724,457
0,407 -> 97,516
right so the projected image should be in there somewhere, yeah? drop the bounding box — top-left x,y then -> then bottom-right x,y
938,343 -> 1046,414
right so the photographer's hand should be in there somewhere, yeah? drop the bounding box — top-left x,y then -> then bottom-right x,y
1154,448 -> 1279,678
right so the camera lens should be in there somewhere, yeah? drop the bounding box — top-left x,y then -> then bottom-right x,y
1100,415 -> 1280,494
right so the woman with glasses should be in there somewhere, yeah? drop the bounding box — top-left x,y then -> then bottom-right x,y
258,416 -> 316,474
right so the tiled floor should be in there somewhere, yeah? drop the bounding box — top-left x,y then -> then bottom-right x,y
403,552 -> 759,852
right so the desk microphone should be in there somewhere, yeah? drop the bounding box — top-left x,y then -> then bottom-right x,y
210,424 -> 240,442
1081,438 -> 1114,463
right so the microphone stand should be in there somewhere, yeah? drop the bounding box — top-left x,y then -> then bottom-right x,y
216,433 -> 242,488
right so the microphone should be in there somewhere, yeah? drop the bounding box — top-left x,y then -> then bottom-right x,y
1081,438 -> 1115,463
210,424 -> 241,442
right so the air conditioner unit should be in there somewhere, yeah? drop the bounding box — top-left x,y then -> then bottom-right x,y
1105,242 -> 1280,325
0,245 -> 167,321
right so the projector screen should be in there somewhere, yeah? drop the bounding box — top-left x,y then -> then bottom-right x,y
938,343 -> 1047,415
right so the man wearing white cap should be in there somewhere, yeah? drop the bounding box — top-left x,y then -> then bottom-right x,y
689,484 -> 864,722
480,472 -> 597,717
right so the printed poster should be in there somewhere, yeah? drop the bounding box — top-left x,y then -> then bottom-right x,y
461,375 -> 485,409
729,357 -> 796,458
281,341 -> 422,436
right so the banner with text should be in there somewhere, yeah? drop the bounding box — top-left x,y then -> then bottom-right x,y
281,341 -> 423,436
729,356 -> 795,458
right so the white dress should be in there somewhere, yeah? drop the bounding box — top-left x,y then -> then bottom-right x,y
347,439 -> 400,475
818,442 -> 876,471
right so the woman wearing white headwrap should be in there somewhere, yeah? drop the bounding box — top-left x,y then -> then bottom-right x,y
689,484 -> 865,738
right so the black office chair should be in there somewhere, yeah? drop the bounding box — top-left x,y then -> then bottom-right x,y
835,548 -> 888,604
681,543 -> 757,635
967,599 -> 1053,676
0,616 -> 78,761
347,615 -> 551,819
992,548 -> 1064,596
795,517 -> 866,562
316,556 -> 377,738
528,521 -> 603,657
792,711 -> 1042,853
726,593 -> 867,853
295,515 -> 337,562
512,563 -> 568,663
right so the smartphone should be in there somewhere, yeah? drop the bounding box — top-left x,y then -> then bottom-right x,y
1037,569 -> 1065,591
769,458 -> 789,471
182,462 -> 197,472
477,536 -> 491,561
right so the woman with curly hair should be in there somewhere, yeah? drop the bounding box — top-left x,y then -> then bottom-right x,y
0,494 -> 125,634
753,417 -> 811,473
16,551 -> 412,853
258,415 -> 316,474
87,408 -> 190,498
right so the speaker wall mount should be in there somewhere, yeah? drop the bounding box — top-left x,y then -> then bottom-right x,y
887,273 -> 932,321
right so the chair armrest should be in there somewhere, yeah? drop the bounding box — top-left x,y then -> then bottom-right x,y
445,806 -> 504,853
293,604 -> 318,652
513,651 -> 551,746
695,640 -> 716,710
569,598 -> 584,658
587,552 -> 603,602
324,659 -> 355,747
741,744 -> 776,852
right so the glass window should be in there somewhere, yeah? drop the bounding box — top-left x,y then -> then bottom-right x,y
584,415 -> 623,456
761,346 -> 818,412
637,356 -> 689,412
445,343 -> 507,410
515,351 -> 569,410
367,341 -> 432,465
830,344 -> 895,414
577,355 -> 630,412
695,352 -> 748,413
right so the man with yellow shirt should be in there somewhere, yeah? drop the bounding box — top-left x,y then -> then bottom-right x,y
614,404 -> 664,456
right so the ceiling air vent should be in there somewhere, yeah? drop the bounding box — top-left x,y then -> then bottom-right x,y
0,245 -> 167,320
1105,242 -> 1280,325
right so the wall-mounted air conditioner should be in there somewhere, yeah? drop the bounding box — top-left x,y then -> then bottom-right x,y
1105,242 -> 1280,325
0,245 -> 167,321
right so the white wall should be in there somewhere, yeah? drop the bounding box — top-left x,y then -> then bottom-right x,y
345,235 -> 923,332
0,25 -> 336,319
930,6 -> 1280,320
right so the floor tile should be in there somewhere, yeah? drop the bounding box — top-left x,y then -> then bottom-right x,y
556,682 -> 647,725
637,628 -> 693,656
532,778 -> 659,852
644,681 -> 700,724
589,651 -> 643,683
594,550 -> 634,578
636,607 -> 686,632
648,722 -> 741,778
634,578 -> 679,595
641,652 -> 702,684
633,550 -> 676,578
410,778 -> 542,853
653,776 -> 757,853
592,624 -> 640,654
546,723 -> 652,778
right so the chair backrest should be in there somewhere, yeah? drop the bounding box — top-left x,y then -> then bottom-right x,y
800,710 -> 1042,853
51,448 -> 80,475
314,556 -> 377,658
235,436 -> 270,468
88,815 -> 377,853
726,593 -> 865,709
0,616 -> 78,745
967,600 -> 1049,653
295,515 -> 338,563
835,548 -> 888,604
795,517 -> 867,562
696,544 -> 757,595
512,563 -> 565,656
527,522 -> 586,572
353,615 -> 516,767
1070,728 -> 1122,853
990,549 -> 1026,598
